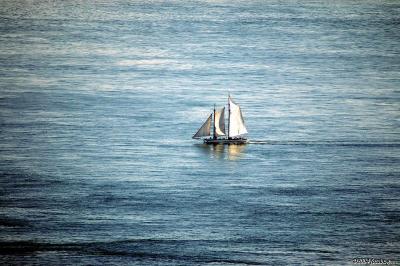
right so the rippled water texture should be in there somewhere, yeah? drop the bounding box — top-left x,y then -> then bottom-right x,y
0,0 -> 399,265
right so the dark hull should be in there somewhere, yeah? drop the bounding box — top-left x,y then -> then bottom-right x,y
203,138 -> 248,145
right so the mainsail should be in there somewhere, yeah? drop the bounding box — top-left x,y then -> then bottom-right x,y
214,107 -> 226,137
192,114 -> 212,139
229,96 -> 248,137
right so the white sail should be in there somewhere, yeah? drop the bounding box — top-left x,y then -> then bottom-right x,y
193,114 -> 212,139
229,97 -> 248,137
214,107 -> 226,137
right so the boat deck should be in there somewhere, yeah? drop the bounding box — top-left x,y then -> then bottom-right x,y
203,138 -> 248,145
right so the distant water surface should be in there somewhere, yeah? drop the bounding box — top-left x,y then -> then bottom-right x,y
0,0 -> 399,265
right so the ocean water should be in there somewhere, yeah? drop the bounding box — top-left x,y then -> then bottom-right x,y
0,0 -> 399,265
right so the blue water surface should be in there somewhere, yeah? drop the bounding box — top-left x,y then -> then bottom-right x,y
0,0 -> 399,265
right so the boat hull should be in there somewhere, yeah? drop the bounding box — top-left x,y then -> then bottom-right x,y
203,138 -> 248,145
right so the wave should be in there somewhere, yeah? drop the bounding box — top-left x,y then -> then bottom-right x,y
0,217 -> 30,228
0,240 -> 267,265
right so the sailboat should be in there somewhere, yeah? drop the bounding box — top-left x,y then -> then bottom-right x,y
193,95 -> 248,144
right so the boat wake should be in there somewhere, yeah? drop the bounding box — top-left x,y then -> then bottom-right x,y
248,140 -> 400,147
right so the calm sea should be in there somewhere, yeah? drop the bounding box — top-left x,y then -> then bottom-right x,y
1,0 -> 399,265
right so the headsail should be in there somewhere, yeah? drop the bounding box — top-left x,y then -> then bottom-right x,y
192,114 -> 212,139
229,96 -> 248,137
214,107 -> 226,137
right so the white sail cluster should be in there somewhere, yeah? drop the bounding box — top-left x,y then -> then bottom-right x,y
228,97 -> 248,137
192,96 -> 247,139
214,107 -> 226,137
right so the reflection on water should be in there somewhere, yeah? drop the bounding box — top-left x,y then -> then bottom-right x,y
194,143 -> 246,160
227,144 -> 246,160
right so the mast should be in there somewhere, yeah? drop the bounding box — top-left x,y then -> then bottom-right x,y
227,94 -> 230,139
213,104 -> 216,139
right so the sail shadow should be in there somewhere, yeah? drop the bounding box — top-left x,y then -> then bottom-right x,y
194,143 -> 246,160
